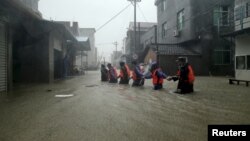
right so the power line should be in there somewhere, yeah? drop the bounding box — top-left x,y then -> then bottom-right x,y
96,3 -> 132,32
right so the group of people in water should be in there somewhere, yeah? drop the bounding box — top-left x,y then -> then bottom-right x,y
100,57 -> 195,94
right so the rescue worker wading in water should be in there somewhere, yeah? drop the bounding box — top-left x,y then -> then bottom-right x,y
100,64 -> 108,82
107,63 -> 118,83
118,61 -> 131,84
167,57 -> 195,94
145,62 -> 167,90
131,61 -> 144,86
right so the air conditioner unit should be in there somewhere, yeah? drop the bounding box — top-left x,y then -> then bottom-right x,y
173,30 -> 179,37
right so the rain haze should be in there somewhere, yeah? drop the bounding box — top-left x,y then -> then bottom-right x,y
1,0 -> 250,141
39,0 -> 157,62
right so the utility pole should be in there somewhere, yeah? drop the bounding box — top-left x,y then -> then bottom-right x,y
128,0 -> 141,61
154,25 -> 159,63
113,41 -> 118,59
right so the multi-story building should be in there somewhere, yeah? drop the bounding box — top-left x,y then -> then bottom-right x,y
222,0 -> 250,81
79,28 -> 98,70
154,0 -> 235,75
125,22 -> 156,64
19,0 -> 41,16
140,25 -> 157,64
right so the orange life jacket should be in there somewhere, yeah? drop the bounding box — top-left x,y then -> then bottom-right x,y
119,65 -> 131,78
152,68 -> 164,85
132,71 -> 137,80
187,65 -> 195,84
176,65 -> 195,84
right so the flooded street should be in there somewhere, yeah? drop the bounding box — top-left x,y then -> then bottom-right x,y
0,71 -> 250,141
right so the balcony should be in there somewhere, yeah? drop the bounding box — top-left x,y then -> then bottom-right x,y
220,4 -> 250,37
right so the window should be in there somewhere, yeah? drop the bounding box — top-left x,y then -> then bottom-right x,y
234,6 -> 242,21
247,55 -> 250,70
161,0 -> 166,11
213,46 -> 231,65
177,9 -> 184,31
246,3 -> 250,18
236,56 -> 246,70
213,6 -> 229,26
162,22 -> 167,38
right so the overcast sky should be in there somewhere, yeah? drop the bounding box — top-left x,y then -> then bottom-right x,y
39,0 -> 157,62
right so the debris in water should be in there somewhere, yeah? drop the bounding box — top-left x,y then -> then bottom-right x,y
55,94 -> 74,98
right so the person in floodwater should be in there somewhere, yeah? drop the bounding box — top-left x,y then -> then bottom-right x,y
145,62 -> 167,90
131,61 -> 144,86
100,64 -> 108,82
167,57 -> 195,94
107,63 -> 118,83
118,61 -> 131,84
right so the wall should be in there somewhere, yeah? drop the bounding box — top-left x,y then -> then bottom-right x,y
13,32 -> 51,83
159,55 -> 203,76
144,48 -> 156,64
51,30 -> 65,80
155,0 -> 235,76
235,34 -> 250,81
156,0 -> 194,44
140,26 -> 156,50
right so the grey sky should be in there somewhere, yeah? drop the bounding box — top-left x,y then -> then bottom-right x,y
39,0 -> 157,61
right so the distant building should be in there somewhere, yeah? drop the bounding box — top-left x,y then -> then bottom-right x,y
56,21 -> 91,72
111,51 -> 123,68
140,25 -> 157,64
57,21 -> 80,36
125,22 -> 157,64
79,28 -> 98,70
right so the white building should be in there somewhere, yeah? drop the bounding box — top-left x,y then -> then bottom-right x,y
233,0 -> 250,81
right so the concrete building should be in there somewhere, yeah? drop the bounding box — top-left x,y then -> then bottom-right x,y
154,0 -> 235,75
125,22 -> 157,64
140,25 -> 157,64
222,0 -> 250,81
0,0 -> 84,92
19,0 -> 41,16
79,28 -> 98,70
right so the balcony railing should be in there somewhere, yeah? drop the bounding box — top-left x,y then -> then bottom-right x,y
219,4 -> 250,36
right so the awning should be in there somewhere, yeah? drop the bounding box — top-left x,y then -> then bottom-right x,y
76,36 -> 91,51
21,20 -> 77,43
156,44 -> 201,56
143,43 -> 201,56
